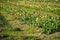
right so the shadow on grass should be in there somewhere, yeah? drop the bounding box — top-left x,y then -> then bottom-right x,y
0,13 -> 9,27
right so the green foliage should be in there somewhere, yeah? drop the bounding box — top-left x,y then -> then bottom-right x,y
0,1 -> 60,40
0,13 -> 9,26
1,0 -> 60,34
14,10 -> 60,34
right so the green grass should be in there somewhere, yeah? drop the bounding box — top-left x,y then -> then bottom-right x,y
0,0 -> 60,40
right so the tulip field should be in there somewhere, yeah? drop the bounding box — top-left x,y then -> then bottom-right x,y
0,0 -> 60,40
